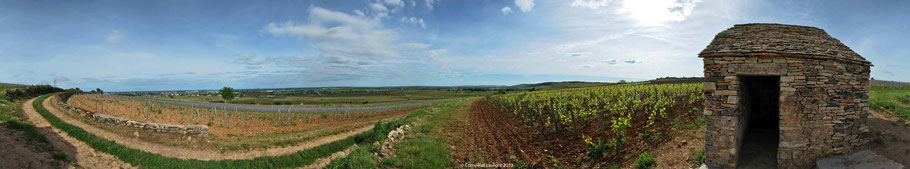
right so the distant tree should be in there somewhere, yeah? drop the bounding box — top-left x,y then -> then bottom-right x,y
871,77 -> 876,80
251,89 -> 263,105
619,80 -> 627,83
95,88 -> 104,94
220,87 -> 236,103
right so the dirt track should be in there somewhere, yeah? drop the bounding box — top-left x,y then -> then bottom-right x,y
21,98 -> 135,169
37,95 -> 374,160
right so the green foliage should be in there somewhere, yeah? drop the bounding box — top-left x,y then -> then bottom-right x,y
220,87 -> 236,103
325,144 -> 378,169
633,152 -> 656,169
692,148 -> 705,166
870,85 -> 910,120
586,140 -> 609,158
3,85 -> 63,101
381,134 -> 451,168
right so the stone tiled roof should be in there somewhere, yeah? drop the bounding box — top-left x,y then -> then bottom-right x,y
699,23 -> 870,65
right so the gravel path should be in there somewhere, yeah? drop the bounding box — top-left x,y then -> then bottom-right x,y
122,96 -> 433,112
22,98 -> 136,169
42,95 -> 375,160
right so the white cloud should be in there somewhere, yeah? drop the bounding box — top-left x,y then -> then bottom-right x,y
106,31 -> 122,44
618,0 -> 702,26
425,0 -> 437,11
353,9 -> 365,17
259,6 -> 445,85
515,0 -> 534,12
408,0 -> 416,8
263,6 -> 399,65
501,7 -> 513,15
400,17 -> 426,28
571,0 -> 611,10
371,3 -> 389,13
385,0 -> 405,8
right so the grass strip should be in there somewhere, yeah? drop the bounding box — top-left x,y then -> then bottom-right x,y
33,93 -> 416,169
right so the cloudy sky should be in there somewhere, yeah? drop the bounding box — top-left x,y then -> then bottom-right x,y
1,0 -> 908,91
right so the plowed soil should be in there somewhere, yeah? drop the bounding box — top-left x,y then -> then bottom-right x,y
455,99 -> 697,168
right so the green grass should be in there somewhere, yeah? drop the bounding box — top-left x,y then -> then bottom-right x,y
870,85 -> 910,120
381,134 -> 451,168
326,99 -> 470,169
32,93 -> 434,169
325,144 -> 379,169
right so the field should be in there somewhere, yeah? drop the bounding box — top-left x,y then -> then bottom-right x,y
123,88 -> 494,108
871,84 -> 910,120
64,94 -> 433,151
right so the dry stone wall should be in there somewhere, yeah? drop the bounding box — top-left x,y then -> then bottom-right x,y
57,101 -> 208,136
702,55 -> 870,169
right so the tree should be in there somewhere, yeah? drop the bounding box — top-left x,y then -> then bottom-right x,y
220,87 -> 236,103
96,88 -> 103,94
250,89 -> 263,105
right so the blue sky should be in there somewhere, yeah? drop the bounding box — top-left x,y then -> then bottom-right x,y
1,0 -> 908,91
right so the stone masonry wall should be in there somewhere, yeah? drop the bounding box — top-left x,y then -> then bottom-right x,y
57,101 -> 209,136
702,54 -> 870,169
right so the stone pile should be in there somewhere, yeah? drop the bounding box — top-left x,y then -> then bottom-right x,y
378,125 -> 411,158
58,101 -> 208,136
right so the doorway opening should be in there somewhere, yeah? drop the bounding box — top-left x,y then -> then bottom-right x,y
737,76 -> 780,168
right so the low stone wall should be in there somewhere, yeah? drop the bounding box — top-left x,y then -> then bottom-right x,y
57,101 -> 208,136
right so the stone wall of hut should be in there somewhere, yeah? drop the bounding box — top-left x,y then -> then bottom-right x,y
702,54 -> 870,169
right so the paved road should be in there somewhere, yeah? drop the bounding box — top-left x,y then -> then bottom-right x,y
121,96 -> 433,112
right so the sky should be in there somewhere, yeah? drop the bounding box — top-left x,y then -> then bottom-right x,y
1,0 -> 908,91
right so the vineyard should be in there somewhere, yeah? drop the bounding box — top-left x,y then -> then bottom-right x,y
66,94 -> 428,137
483,83 -> 704,166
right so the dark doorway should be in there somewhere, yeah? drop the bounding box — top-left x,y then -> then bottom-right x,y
737,76 -> 780,169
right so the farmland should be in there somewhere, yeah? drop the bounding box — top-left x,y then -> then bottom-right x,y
63,93 -> 433,151
121,88 -> 496,108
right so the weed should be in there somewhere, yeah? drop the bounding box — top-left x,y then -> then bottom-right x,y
634,152 -> 656,169
692,148 -> 705,166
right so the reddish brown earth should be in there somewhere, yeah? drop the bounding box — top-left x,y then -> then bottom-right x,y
68,94 -> 425,137
0,122 -> 70,169
868,110 -> 910,165
454,99 -> 700,168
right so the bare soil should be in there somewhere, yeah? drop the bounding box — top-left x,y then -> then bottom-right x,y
46,95 -> 374,160
0,122 -> 70,169
652,126 -> 705,169
868,110 -> 910,165
21,98 -> 135,169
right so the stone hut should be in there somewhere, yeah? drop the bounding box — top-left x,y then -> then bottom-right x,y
699,23 -> 872,168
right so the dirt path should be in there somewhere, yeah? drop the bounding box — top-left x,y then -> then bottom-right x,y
42,96 -> 374,160
0,122 -> 69,169
22,98 -> 136,169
